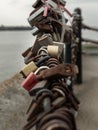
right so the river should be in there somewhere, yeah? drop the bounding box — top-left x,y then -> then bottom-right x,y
0,31 -> 35,82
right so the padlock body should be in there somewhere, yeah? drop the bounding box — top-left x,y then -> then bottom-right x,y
21,72 -> 37,91
21,61 -> 38,77
47,45 -> 59,58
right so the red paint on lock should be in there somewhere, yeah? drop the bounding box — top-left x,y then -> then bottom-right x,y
43,6 -> 48,17
21,72 -> 37,91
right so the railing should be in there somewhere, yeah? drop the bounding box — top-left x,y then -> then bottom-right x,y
19,1 -> 98,130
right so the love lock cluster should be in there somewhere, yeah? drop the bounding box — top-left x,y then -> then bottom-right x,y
20,0 -> 80,130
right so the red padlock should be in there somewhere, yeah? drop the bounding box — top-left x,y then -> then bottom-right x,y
21,66 -> 49,91
21,72 -> 37,91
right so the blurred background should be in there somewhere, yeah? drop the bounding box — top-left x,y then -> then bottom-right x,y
0,0 -> 98,82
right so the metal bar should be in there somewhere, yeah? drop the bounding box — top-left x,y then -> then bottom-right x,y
82,38 -> 98,44
74,8 -> 82,84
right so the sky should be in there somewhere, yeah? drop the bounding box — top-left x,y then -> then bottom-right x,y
0,0 -> 98,27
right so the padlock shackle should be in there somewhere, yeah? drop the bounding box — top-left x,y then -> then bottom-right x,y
34,66 -> 49,75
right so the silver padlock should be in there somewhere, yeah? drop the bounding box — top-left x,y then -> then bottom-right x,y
28,6 -> 45,26
31,26 -> 39,36
37,33 -> 53,46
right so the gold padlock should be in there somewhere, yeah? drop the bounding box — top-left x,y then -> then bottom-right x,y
20,61 -> 38,77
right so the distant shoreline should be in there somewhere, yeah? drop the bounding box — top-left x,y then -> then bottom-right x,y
0,26 -> 32,31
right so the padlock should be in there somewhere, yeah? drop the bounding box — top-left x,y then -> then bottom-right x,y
53,41 -> 64,54
47,45 -> 60,58
20,55 -> 50,77
20,61 -> 38,78
24,34 -> 52,63
37,33 -> 53,46
32,0 -> 43,8
21,66 -> 49,92
31,26 -> 40,36
28,6 -> 45,26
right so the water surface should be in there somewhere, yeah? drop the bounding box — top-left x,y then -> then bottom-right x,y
0,31 -> 35,82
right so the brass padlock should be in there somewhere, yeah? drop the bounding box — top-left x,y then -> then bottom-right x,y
21,55 -> 50,77
20,61 -> 38,78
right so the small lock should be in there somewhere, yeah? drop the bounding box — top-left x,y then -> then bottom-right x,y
37,33 -> 53,46
20,55 -> 50,78
29,34 -> 53,57
21,66 -> 49,92
21,72 -> 37,91
32,26 -> 39,36
20,61 -> 38,78
28,6 -> 45,26
47,45 -> 60,58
